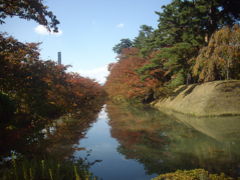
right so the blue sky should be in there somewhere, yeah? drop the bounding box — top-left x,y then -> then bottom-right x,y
1,0 -> 171,83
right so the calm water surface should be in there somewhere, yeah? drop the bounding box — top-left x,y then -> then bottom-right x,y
74,105 -> 156,180
1,103 -> 240,180
73,104 -> 240,179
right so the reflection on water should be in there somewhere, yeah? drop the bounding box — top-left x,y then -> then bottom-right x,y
106,103 -> 240,178
74,105 -> 156,180
161,109 -> 240,142
1,102 -> 240,179
0,105 -> 102,162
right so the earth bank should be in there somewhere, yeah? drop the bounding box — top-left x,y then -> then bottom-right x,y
153,80 -> 240,116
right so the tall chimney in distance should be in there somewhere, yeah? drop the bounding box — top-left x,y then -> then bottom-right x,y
58,52 -> 61,65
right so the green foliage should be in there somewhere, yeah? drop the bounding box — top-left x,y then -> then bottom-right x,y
152,169 -> 235,180
166,71 -> 185,88
139,43 -> 198,90
154,0 -> 206,48
112,38 -> 133,54
107,0 -> 240,101
0,157 -> 97,180
133,25 -> 154,50
154,0 -> 240,47
161,43 -> 198,87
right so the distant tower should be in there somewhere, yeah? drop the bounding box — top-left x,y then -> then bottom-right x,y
57,52 -> 62,65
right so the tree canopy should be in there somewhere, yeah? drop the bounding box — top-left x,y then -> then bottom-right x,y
0,0 -> 105,126
0,33 -> 105,117
112,38 -> 133,54
193,25 -> 240,82
105,48 -> 158,103
107,0 -> 240,102
0,0 -> 59,32
133,25 -> 153,49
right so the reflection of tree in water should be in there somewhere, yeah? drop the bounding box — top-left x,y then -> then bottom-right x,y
0,114 -> 46,160
107,103 -> 240,178
38,114 -> 99,160
0,102 -> 104,162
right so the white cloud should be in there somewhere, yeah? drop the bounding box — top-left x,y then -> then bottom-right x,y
78,65 -> 109,84
34,25 -> 63,36
116,23 -> 124,28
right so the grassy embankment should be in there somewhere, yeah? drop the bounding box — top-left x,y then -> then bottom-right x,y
154,80 -> 240,116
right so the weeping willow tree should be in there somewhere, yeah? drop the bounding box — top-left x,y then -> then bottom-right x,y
193,25 -> 240,82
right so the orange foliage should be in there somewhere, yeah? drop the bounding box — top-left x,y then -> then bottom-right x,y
0,33 -> 105,118
104,48 -> 158,102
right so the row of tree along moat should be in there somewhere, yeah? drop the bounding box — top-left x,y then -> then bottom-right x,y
0,32 -> 106,179
1,0 -> 240,179
104,0 -> 240,105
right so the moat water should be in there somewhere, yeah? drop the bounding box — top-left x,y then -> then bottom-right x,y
1,103 -> 240,179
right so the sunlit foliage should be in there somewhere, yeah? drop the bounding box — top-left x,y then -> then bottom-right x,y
153,169 -> 234,180
105,48 -> 158,102
106,0 -> 240,101
193,25 -> 240,82
0,1 -> 105,179
0,33 -> 105,124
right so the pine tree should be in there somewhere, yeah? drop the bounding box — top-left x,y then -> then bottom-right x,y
112,39 -> 133,54
139,0 -> 240,87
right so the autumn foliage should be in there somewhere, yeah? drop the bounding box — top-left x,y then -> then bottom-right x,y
193,25 -> 240,82
106,0 -> 240,103
106,26 -> 240,103
104,48 -> 158,102
0,33 -> 105,123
